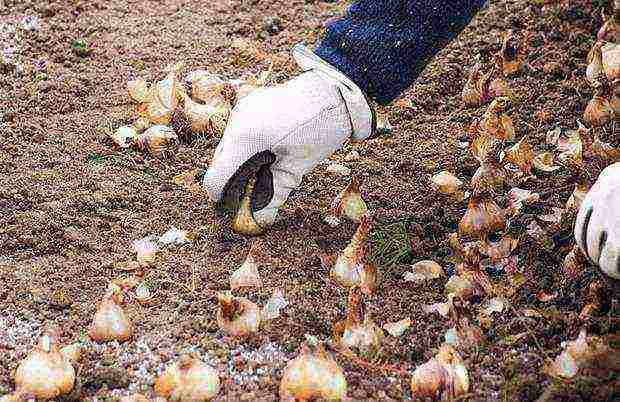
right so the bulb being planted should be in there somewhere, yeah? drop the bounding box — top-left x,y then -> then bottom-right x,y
232,176 -> 265,236
141,62 -> 184,125
280,335 -> 347,402
332,286 -> 383,359
230,241 -> 263,291
14,326 -> 75,399
89,284 -> 133,342
410,344 -> 470,400
216,291 -> 261,337
325,176 -> 368,226
155,354 -> 220,401
181,93 -> 230,136
328,215 -> 378,295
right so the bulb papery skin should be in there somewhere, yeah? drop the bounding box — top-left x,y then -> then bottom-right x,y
410,344 -> 469,400
330,216 -> 377,294
15,329 -> 75,399
111,125 -> 138,149
190,72 -> 225,103
481,97 -> 515,142
216,292 -> 261,337
143,65 -> 183,125
504,135 -> 535,173
471,159 -> 506,192
602,42 -> 620,82
330,176 -> 368,223
584,95 -> 613,127
430,171 -> 463,195
279,340 -> 347,402
136,125 -> 178,158
462,63 -> 494,107
334,287 -> 383,359
183,95 -> 230,136
501,30 -> 530,76
230,243 -> 263,291
128,77 -> 149,103
459,191 -> 505,241
89,293 -> 133,342
155,355 -> 221,401
586,42 -> 604,85
232,177 -> 264,236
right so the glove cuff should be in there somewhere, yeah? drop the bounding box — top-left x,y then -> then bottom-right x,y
292,43 -> 375,141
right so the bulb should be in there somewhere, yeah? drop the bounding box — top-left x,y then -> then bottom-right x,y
188,71 -> 225,103
404,260 -> 445,283
506,188 -> 540,216
504,135 -> 535,173
262,288 -> 289,320
546,329 -> 611,379
128,77 -> 150,103
136,125 -> 178,158
557,124 -> 585,166
430,171 -> 464,197
230,242 -> 263,291
598,4 -> 620,42
110,125 -> 138,149
444,317 -> 483,350
481,97 -> 515,142
279,335 -> 347,402
446,244 -> 492,299
472,143 -> 507,192
154,354 -> 220,401
327,176 -> 368,224
462,58 -> 494,106
182,94 -> 230,136
333,286 -> 383,359
232,177 -> 265,236
330,215 -> 378,294
216,291 -> 261,337
132,237 -> 159,267
592,133 -> 620,161
533,152 -> 560,172
584,92 -> 613,127
459,190 -> 505,241
482,235 -> 519,261
586,42 -> 604,85
89,285 -> 133,342
14,326 -> 75,399
142,63 -> 184,125
133,117 -> 152,132
410,344 -> 469,400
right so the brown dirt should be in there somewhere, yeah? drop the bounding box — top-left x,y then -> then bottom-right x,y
1,0 -> 618,401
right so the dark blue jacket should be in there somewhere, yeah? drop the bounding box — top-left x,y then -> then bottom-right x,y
315,0 -> 488,105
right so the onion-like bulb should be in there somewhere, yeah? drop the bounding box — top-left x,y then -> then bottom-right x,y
216,291 -> 261,337
230,241 -> 263,290
592,133 -> 620,162
89,285 -> 133,342
110,125 -> 138,149
459,190 -> 505,241
461,58 -> 494,107
142,62 -> 184,125
188,71 -> 225,103
330,215 -> 378,294
430,171 -> 464,198
326,176 -> 368,225
333,286 -> 383,359
279,335 -> 347,402
480,97 -> 515,142
154,354 -> 220,401
488,54 -> 512,99
598,5 -> 620,43
472,143 -> 506,192
182,94 -> 230,136
603,42 -> 620,82
410,344 -> 469,399
586,42 -> 604,85
504,135 -> 535,173
136,125 -> 178,158
14,326 -> 75,399
128,77 -> 150,103
232,176 -> 265,236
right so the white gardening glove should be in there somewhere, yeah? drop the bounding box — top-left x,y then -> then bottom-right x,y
203,45 -> 375,229
574,162 -> 620,279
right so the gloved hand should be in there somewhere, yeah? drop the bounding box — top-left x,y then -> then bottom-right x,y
203,45 -> 374,229
574,162 -> 620,279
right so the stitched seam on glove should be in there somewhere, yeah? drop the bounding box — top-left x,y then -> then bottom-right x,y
271,103 -> 346,146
